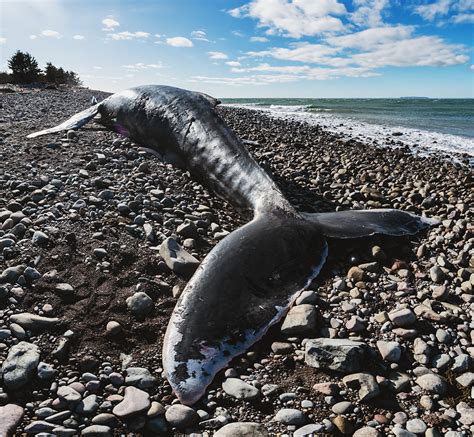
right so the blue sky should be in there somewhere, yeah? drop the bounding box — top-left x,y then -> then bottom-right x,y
0,0 -> 473,97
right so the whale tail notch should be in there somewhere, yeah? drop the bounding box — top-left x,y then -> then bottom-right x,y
27,103 -> 101,138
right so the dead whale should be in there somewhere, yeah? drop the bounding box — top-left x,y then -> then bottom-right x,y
27,85 -> 438,405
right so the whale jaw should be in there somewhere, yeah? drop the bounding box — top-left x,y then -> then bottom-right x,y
162,213 -> 328,405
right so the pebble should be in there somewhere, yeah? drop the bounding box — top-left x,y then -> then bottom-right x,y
388,308 -> 416,327
105,321 -> 121,335
273,408 -> 306,425
353,427 -> 381,437
112,386 -> 150,418
125,367 -> 157,389
342,373 -> 379,401
159,237 -> 200,277
222,378 -> 260,400
81,425 -> 112,436
9,313 -> 59,330
415,373 -> 447,394
0,404 -> 24,436
165,404 -> 199,428
406,418 -> 427,434
214,422 -> 268,436
376,340 -> 401,362
331,401 -> 353,414
1,341 -> 40,389
305,338 -> 366,373
126,292 -> 154,317
280,304 -> 317,334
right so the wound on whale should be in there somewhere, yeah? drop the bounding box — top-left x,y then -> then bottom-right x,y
27,85 -> 438,405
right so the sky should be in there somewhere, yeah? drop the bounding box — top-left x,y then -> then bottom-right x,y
0,0 -> 473,98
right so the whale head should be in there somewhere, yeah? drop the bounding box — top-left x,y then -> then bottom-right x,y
162,213 -> 327,405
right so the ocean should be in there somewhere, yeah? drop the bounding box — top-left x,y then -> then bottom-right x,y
221,98 -> 474,161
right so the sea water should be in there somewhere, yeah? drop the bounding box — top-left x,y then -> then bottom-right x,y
222,98 -> 474,162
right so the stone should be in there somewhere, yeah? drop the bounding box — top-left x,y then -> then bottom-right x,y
452,354 -> 470,373
126,292 -> 153,317
57,385 -> 82,403
55,283 -> 74,297
105,321 -> 121,335
415,373 -> 447,394
430,265 -> 445,283
347,266 -> 366,282
388,372 -> 411,392
81,425 -> 112,436
342,373 -> 380,401
222,378 -> 260,400
294,424 -> 324,437
24,421 -> 56,433
112,386 -> 150,418
32,230 -> 49,245
456,402 -> 474,426
271,341 -> 293,354
406,418 -> 427,434
0,404 -> 24,436
92,413 -> 118,427
389,308 -> 416,327
125,367 -> 157,389
456,372 -> 474,387
280,304 -> 317,335
37,362 -> 55,380
332,415 -> 354,435
353,427 -> 381,437
331,401 -> 353,414
9,313 -> 59,330
76,394 -> 99,415
165,404 -> 199,428
159,237 -> 199,277
305,338 -> 366,373
273,408 -> 306,425
2,341 -> 40,389
313,382 -> 339,395
214,422 -> 268,437
376,340 -> 401,362
147,401 -> 165,418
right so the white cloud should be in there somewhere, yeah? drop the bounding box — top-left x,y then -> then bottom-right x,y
191,30 -> 208,41
93,66 -> 102,70
226,61 -> 242,67
30,35 -> 37,40
248,43 -> 344,65
190,74 -> 301,85
471,64 -> 474,70
121,62 -> 163,70
415,0 -> 451,20
232,30 -> 246,37
250,36 -> 269,42
109,31 -> 150,41
73,34 -> 85,40
352,36 -> 469,68
41,29 -> 62,38
452,12 -> 474,23
228,0 -> 347,38
351,0 -> 388,27
247,27 -> 468,73
326,26 -> 414,50
0,37 -> 6,44
102,17 -> 120,31
166,37 -> 193,47
456,0 -> 474,11
208,51 -> 228,60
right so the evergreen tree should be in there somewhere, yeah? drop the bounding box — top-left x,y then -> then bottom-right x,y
45,62 -> 58,83
7,50 -> 41,83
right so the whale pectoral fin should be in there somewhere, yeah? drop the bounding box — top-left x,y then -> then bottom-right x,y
302,209 -> 439,239
27,103 -> 101,138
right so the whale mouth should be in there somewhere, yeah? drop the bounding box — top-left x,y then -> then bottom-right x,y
162,215 -> 328,405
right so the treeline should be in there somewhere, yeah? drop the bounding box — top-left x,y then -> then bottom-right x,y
0,50 -> 82,86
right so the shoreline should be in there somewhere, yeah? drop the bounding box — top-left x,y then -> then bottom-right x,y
222,103 -> 474,166
0,88 -> 472,436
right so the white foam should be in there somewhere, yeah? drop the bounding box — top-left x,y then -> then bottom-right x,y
224,103 -> 474,164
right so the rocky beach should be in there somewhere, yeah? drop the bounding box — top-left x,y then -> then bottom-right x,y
0,87 -> 472,436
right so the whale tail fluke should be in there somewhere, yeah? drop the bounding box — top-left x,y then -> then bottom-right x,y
302,208 -> 439,239
27,103 -> 101,138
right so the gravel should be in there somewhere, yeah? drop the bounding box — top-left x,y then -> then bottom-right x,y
0,88 -> 472,436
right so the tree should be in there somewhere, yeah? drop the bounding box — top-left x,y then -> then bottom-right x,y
8,50 -> 41,84
65,70 -> 82,86
45,62 -> 58,83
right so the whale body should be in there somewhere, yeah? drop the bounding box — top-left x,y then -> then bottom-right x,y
27,85 -> 437,405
